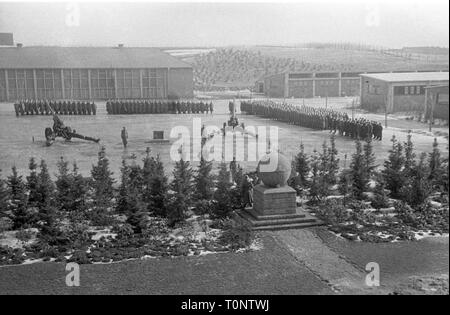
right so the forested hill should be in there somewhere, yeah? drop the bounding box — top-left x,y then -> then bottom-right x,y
182,47 -> 449,91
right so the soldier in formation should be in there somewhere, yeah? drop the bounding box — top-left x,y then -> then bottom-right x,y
106,99 -> 214,115
14,100 -> 97,116
241,100 -> 383,141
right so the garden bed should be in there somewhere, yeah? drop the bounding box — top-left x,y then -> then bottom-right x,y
0,215 -> 260,266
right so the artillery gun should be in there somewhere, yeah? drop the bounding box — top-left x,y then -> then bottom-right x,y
227,101 -> 240,128
44,106 -> 100,146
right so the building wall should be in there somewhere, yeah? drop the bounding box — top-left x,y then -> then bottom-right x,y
168,68 -> 194,99
288,80 -> 314,98
434,97 -> 449,120
393,95 -> 426,112
341,78 -> 361,96
360,77 -> 389,112
0,70 -> 6,100
264,72 -> 361,98
0,67 -> 193,101
315,79 -> 340,97
424,86 -> 449,121
264,73 -> 285,98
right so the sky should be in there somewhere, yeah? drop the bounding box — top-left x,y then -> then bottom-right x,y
0,0 -> 448,48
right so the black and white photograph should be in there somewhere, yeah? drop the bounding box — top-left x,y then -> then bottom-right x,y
0,0 -> 448,299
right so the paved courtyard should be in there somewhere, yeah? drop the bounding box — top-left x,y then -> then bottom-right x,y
0,98 -> 447,179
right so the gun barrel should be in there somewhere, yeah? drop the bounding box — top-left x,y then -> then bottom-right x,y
69,132 -> 100,143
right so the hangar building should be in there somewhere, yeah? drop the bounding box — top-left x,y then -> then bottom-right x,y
360,72 -> 449,113
0,45 -> 194,102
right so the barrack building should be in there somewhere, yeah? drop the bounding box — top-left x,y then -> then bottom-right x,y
0,45 -> 194,102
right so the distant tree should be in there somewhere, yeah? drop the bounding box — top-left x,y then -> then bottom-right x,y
168,158 -> 194,225
428,138 -> 443,184
115,159 -> 146,232
327,135 -> 340,186
142,148 -> 156,207
194,157 -> 214,201
338,169 -> 353,200
213,162 -> 233,218
7,166 -> 30,229
70,163 -> 89,213
128,156 -> 144,196
90,147 -> 115,212
116,160 -> 131,214
363,138 -> 377,181
231,164 -> 245,208
403,133 -> 416,177
55,157 -> 72,212
382,136 -> 406,199
350,141 -> 368,199
26,158 -> 39,207
147,155 -> 168,216
35,160 -> 56,228
36,160 -> 54,210
0,170 -> 9,217
294,143 -> 310,186
402,153 -> 432,207
371,173 -> 390,210
309,151 -> 324,202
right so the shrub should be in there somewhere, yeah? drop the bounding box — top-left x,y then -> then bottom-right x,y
218,219 -> 253,251
168,158 -> 194,225
193,199 -> 213,216
371,176 -> 390,210
212,162 -> 233,218
315,199 -> 349,225
0,217 -> 13,233
112,223 -> 134,240
90,147 -> 115,212
7,166 -> 31,229
16,229 -> 34,243
382,136 -> 406,199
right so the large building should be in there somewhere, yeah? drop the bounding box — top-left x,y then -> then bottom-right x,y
263,71 -> 362,98
260,70 -> 450,101
424,85 -> 449,122
360,72 -> 449,113
0,45 -> 194,102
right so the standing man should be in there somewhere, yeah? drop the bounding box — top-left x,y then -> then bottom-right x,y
121,127 -> 128,148
241,175 -> 254,209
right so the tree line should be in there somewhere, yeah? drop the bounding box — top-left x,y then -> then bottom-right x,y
0,147 -> 245,237
0,134 -> 448,239
290,134 -> 448,209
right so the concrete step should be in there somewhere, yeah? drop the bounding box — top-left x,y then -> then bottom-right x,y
239,211 -> 316,227
251,221 -> 324,231
243,208 -> 306,221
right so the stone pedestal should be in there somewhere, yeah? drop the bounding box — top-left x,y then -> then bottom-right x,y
253,184 -> 297,216
235,184 -> 323,231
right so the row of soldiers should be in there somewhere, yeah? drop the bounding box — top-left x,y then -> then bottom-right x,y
106,99 -> 214,115
241,101 -> 383,141
14,100 -> 97,116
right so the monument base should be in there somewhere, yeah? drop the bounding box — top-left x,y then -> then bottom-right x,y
253,185 -> 297,216
235,207 -> 323,231
235,184 -> 323,231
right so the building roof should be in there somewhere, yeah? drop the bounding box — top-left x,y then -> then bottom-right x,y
424,85 -> 449,94
360,72 -> 449,83
0,46 -> 192,69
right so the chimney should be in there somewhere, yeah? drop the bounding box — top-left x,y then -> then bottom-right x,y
16,43 -> 23,48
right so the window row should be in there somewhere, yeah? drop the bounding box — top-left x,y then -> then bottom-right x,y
394,86 -> 425,96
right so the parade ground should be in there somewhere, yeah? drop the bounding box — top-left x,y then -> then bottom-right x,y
0,97 -> 448,179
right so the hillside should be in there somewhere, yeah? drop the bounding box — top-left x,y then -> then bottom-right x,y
182,46 -> 449,91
